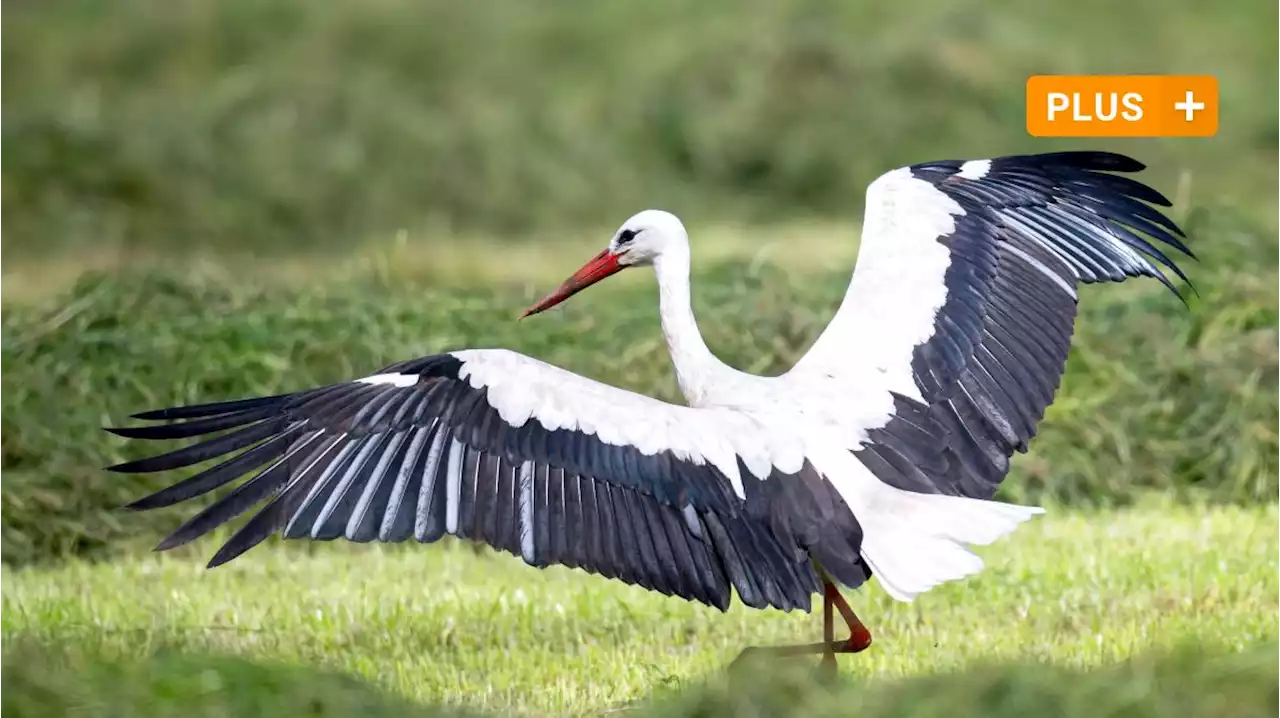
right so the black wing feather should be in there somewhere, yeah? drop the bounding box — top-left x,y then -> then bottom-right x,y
855,151 -> 1192,501
108,352 -> 839,611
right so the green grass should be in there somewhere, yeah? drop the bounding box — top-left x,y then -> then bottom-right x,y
4,0 -> 1275,568
3,641 -> 1277,718
4,0 -> 1277,258
1,642 -> 469,718
3,501 -> 1277,716
4,2 -> 1277,714
4,203 -> 1276,566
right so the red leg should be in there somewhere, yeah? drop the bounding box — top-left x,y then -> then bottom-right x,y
827,582 -> 873,652
729,578 -> 873,671
818,581 -> 838,678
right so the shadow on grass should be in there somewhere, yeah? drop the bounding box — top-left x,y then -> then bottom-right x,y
0,635 -> 482,718
2,635 -> 1276,718
649,641 -> 1280,718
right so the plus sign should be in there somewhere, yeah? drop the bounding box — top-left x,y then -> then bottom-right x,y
1174,90 -> 1205,122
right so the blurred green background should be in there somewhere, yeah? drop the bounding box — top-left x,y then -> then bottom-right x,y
2,1 -> 1277,716
4,0 -> 1276,257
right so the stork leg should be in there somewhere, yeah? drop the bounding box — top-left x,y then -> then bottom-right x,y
729,579 -> 873,677
819,580 -> 837,677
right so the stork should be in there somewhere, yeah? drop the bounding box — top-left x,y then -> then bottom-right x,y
107,151 -> 1192,674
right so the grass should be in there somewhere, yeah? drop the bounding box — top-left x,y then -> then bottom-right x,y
4,0 -> 1277,258
4,204 -> 1276,566
4,222 -> 1271,716
1,644 -> 468,718
3,2 -> 1277,714
4,0 -> 1274,568
3,224 -> 1272,714
4,641 -> 1277,718
3,500 -> 1277,716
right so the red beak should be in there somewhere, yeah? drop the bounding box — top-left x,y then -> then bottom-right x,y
520,249 -> 625,319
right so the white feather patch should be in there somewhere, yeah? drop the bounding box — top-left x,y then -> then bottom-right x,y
449,349 -> 811,497
356,373 -> 419,387
956,159 -> 992,180
791,167 -> 961,417
518,460 -> 536,564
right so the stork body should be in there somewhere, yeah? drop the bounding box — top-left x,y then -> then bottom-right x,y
108,152 -> 1192,670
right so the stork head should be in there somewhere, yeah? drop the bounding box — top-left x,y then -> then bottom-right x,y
520,210 -> 687,319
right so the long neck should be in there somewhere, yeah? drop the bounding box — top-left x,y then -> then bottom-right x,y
654,246 -> 724,405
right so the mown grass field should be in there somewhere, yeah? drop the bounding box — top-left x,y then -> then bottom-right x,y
3,0 -> 1278,715
3,192 -> 1277,718
5,215 -> 1276,566
4,502 -> 1277,716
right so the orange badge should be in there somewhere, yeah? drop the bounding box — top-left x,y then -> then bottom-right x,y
1026,75 -> 1218,137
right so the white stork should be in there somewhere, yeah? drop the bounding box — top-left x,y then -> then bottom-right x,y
108,151 -> 1192,672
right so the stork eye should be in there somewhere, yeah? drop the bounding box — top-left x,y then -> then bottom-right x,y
617,228 -> 640,245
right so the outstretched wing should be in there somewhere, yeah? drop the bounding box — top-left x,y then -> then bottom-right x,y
788,151 -> 1192,499
109,350 -> 869,612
